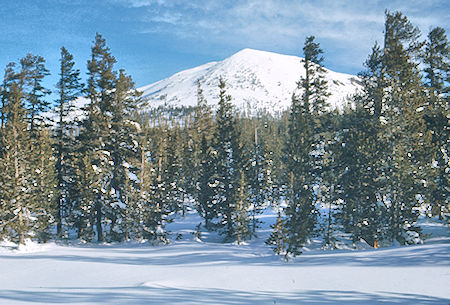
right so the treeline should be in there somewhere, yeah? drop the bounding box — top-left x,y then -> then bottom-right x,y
0,11 -> 448,257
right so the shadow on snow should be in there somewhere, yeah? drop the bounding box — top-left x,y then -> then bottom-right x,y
0,286 -> 448,304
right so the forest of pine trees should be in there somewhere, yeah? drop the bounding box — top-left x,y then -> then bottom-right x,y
0,12 -> 448,258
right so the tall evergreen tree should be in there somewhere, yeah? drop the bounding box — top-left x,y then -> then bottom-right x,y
422,27 -> 449,219
107,69 -> 141,241
76,34 -> 140,242
271,36 -> 329,256
234,169 -> 251,244
212,78 -> 249,240
76,33 -> 117,242
197,133 -> 217,228
54,47 -> 84,237
192,81 -> 217,228
0,62 -> 53,244
381,11 -> 431,243
423,27 -> 450,96
19,54 -> 51,132
333,44 -> 388,246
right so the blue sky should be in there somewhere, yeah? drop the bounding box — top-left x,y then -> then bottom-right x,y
1,0 -> 449,97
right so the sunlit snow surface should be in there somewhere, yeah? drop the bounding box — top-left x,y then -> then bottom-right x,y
140,48 -> 361,114
0,210 -> 449,305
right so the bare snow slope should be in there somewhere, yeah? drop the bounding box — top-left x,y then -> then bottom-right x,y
0,212 -> 448,305
140,48 -> 361,114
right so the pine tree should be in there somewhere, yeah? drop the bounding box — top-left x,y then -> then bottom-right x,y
422,27 -> 449,219
336,105 -> 387,246
141,120 -> 176,244
318,110 -> 341,248
76,34 -> 141,242
238,117 -> 267,235
54,47 -> 84,237
234,169 -> 252,244
212,78 -> 248,240
107,69 -> 141,241
30,126 -> 56,242
0,63 -> 52,244
178,118 -> 196,215
266,209 -> 289,258
197,133 -> 217,228
423,27 -> 449,96
70,152 -> 97,242
19,54 -> 51,133
275,36 -> 329,256
192,81 -> 217,228
381,11 -> 431,243
76,33 -> 117,242
333,44 -> 388,246
1,63 -> 16,129
0,66 -> 30,243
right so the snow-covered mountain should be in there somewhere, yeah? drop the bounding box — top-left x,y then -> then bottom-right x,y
139,48 -> 361,114
45,48 -> 362,123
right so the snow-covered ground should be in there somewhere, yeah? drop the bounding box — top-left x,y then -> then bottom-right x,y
0,210 -> 449,305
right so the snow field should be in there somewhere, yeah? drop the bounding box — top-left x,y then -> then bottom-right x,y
0,210 -> 448,304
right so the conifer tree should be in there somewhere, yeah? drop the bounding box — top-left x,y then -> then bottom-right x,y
266,209 -> 288,258
197,134 -> 217,228
54,47 -> 84,237
333,44 -> 388,246
212,78 -> 247,240
19,54 -> 51,132
178,119 -> 196,215
107,69 -> 141,241
234,170 -> 251,244
273,36 -> 329,256
0,66 -> 30,243
76,33 -> 117,242
140,120 -> 176,243
423,27 -> 449,96
76,34 -> 140,242
192,81 -> 217,228
238,117 -> 268,235
30,125 -> 56,242
381,11 -> 431,243
422,27 -> 449,219
0,62 -> 52,244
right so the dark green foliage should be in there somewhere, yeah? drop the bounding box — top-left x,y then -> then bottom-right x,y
192,81 -> 217,227
0,59 -> 54,244
19,53 -> 51,132
197,133 -> 218,228
381,11 -> 431,243
423,27 -> 449,96
276,36 -> 329,256
422,27 -> 450,219
266,210 -> 288,258
331,44 -> 387,246
234,170 -> 252,244
0,15 -> 448,251
54,47 -> 84,237
212,78 -> 243,239
75,34 -> 141,242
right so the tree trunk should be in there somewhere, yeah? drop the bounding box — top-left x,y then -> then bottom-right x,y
96,202 -> 103,242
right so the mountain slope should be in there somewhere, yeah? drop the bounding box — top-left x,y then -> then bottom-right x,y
139,48 -> 361,114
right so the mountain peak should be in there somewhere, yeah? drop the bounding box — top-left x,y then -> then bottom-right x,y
139,49 -> 360,114
232,48 -> 273,57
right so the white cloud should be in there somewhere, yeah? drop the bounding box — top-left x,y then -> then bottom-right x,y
112,0 -> 449,72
